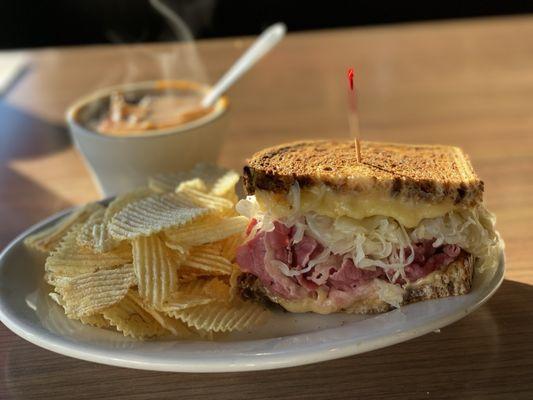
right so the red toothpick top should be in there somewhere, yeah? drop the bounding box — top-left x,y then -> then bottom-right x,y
348,68 -> 354,91
346,67 -> 362,163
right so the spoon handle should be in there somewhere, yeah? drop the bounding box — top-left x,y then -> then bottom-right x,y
201,22 -> 286,108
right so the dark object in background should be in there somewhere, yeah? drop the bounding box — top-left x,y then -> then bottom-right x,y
1,0 -> 533,49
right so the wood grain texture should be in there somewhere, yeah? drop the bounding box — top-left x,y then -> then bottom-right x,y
1,15 -> 533,399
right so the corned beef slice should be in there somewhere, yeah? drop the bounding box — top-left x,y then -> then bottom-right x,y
236,221 -> 462,300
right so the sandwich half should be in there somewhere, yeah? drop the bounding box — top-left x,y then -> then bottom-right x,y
235,140 -> 502,314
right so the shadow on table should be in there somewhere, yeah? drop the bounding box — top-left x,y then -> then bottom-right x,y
1,279 -> 532,400
0,169 -> 72,249
0,102 -> 74,248
0,102 -> 71,161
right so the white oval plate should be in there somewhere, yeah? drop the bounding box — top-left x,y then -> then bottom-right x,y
0,207 -> 504,373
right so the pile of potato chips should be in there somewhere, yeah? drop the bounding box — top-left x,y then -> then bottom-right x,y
25,165 -> 269,340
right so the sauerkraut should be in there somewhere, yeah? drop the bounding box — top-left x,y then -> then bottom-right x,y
236,183 -> 501,280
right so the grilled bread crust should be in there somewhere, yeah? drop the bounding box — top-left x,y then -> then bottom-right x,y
237,253 -> 474,314
243,140 -> 483,206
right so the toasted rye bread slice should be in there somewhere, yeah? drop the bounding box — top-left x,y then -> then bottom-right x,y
243,140 -> 483,206
237,252 -> 474,314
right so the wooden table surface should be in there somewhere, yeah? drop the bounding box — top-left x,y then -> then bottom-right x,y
1,15 -> 533,399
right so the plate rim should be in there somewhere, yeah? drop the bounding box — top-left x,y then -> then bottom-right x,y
0,206 -> 505,373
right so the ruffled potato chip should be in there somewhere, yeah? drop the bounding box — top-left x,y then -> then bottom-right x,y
102,291 -> 169,339
229,265 -> 241,302
202,278 -> 231,301
80,314 -> 110,328
172,300 -> 269,333
127,291 -> 194,337
77,208 -> 120,253
181,245 -> 234,275
93,222 -> 118,253
77,208 -> 105,248
210,170 -> 240,202
104,188 -> 153,222
133,235 -> 178,307
37,165 -> 270,340
25,202 -> 102,253
219,233 -> 244,261
108,192 -> 208,241
149,164 -> 229,193
177,187 -> 234,214
163,278 -> 230,314
77,189 -> 153,253
53,264 -> 136,317
163,293 -> 213,313
164,216 -> 248,247
49,292 -> 111,328
45,226 -> 132,277
176,178 -> 208,193
176,266 -> 209,282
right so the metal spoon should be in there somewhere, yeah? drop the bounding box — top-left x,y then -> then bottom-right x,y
201,22 -> 287,108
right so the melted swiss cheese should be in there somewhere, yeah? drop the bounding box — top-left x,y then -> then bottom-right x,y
255,186 -> 457,228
